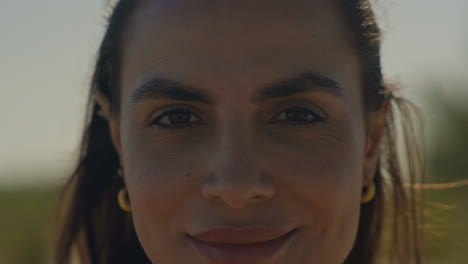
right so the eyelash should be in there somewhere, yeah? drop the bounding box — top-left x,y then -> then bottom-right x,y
149,107 -> 201,132
149,106 -> 325,131
272,106 -> 325,126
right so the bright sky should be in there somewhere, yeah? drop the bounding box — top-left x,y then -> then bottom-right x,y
1,0 -> 467,186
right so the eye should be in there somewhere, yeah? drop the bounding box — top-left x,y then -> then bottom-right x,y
149,108 -> 201,130
272,107 -> 325,126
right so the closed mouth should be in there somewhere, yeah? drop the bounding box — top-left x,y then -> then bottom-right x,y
187,228 -> 298,264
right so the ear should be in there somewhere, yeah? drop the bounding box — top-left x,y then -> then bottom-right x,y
95,91 -> 124,161
363,100 -> 390,187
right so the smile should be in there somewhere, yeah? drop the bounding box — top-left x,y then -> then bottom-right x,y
187,228 -> 298,264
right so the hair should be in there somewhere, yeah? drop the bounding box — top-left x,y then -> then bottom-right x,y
54,0 -> 425,263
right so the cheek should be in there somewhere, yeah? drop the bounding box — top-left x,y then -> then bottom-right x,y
265,131 -> 363,261
121,128 -> 205,260
279,139 -> 363,203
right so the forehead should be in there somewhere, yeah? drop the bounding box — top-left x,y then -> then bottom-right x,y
120,0 -> 359,102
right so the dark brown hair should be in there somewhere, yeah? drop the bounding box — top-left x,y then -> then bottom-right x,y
55,0 -> 425,263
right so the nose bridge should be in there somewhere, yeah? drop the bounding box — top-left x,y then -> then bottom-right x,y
201,118 -> 276,208
214,119 -> 258,185
216,104 -> 256,170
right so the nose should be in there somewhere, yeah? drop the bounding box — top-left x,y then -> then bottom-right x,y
201,133 -> 276,209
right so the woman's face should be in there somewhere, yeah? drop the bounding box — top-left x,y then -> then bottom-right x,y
104,0 -> 384,263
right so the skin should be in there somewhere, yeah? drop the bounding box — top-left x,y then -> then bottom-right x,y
97,0 -> 388,263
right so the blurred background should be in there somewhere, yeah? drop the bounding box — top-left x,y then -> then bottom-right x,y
0,0 -> 467,263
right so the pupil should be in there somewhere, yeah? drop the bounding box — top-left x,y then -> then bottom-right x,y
170,112 -> 189,123
287,111 -> 307,121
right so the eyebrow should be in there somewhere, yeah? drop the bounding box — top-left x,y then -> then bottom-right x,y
129,71 -> 344,109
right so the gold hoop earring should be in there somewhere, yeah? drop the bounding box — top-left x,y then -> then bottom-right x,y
361,181 -> 376,204
118,188 -> 132,213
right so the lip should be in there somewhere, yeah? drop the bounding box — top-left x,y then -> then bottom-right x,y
187,227 -> 298,264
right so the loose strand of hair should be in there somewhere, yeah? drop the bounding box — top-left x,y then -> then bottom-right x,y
383,96 -> 425,264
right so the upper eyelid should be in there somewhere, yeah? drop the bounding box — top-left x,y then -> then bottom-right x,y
278,106 -> 323,118
149,104 -> 202,123
269,99 -> 328,120
270,107 -> 325,125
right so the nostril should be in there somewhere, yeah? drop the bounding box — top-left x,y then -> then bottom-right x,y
253,194 -> 264,200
